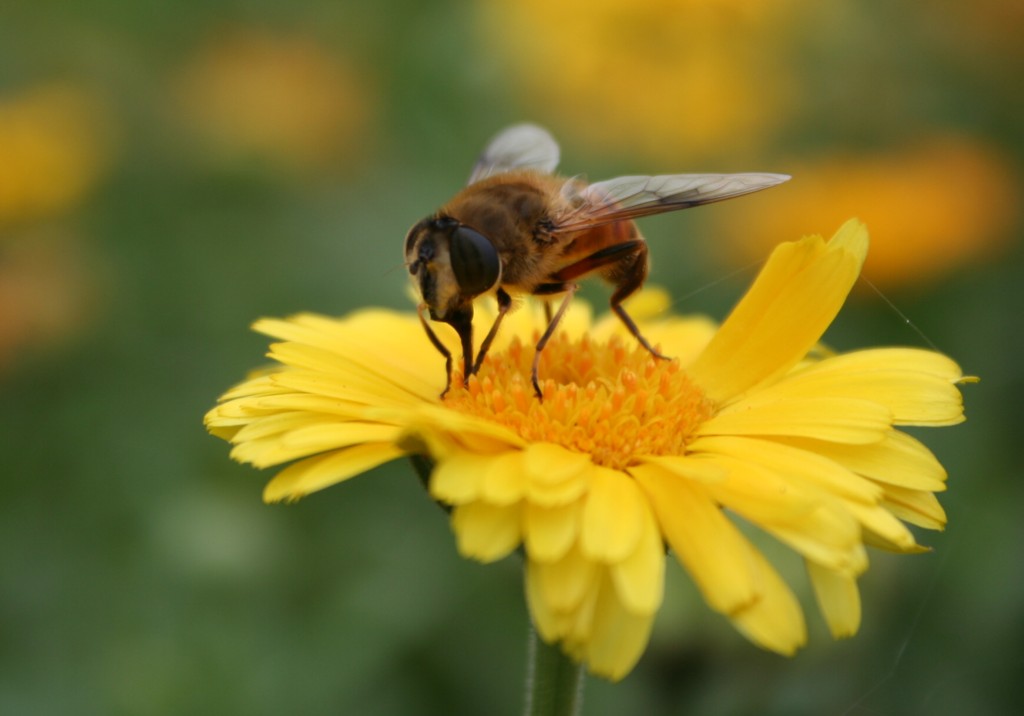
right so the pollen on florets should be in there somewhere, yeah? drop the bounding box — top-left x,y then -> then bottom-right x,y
444,333 -> 715,470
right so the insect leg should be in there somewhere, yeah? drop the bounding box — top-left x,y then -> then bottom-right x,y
472,288 -> 513,375
607,242 -> 669,360
418,303 -> 454,397
443,306 -> 476,388
531,284 -> 578,399
612,302 -> 669,360
550,240 -> 645,282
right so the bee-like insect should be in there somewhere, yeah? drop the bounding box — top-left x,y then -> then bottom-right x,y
405,124 -> 789,398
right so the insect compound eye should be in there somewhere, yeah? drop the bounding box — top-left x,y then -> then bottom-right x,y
448,225 -> 500,297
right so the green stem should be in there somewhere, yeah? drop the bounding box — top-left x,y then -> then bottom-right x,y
523,627 -> 585,716
409,454 -> 585,713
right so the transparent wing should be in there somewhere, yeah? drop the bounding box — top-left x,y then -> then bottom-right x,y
468,123 -> 561,184
552,172 -> 790,232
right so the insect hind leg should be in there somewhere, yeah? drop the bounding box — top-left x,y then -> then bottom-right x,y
531,284 -> 578,399
606,242 -> 670,361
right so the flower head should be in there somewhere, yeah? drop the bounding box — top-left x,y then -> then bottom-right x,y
174,28 -> 374,172
205,220 -> 969,680
714,136 -> 1019,288
478,0 -> 802,161
0,84 -> 110,227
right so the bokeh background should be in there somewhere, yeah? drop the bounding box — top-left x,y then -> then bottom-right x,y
2,1 -> 1021,714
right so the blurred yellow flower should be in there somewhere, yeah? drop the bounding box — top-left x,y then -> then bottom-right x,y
0,85 -> 109,228
206,220 -> 968,680
175,29 -> 374,171
0,231 -> 99,374
479,0 -> 800,162
933,0 -> 1024,61
713,136 -> 1020,288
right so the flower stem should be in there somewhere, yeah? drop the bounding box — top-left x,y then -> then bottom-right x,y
410,454 -> 585,713
524,627 -> 585,716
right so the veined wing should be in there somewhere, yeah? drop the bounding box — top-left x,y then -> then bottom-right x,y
552,172 -> 790,233
467,123 -> 561,184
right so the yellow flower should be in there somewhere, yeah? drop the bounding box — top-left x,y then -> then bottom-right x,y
478,0 -> 801,161
0,85 -> 110,227
713,136 -> 1020,288
0,230 -> 98,375
205,220 -> 969,680
174,29 -> 374,171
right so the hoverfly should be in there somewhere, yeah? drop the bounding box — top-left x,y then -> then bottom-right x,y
405,124 -> 789,398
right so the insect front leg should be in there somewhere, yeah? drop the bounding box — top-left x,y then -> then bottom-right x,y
442,305 -> 476,389
472,288 -> 513,375
418,303 -> 454,397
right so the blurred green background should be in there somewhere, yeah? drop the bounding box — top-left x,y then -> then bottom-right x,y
1,1 -> 1021,714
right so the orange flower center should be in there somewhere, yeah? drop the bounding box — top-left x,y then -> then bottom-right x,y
444,333 -> 715,471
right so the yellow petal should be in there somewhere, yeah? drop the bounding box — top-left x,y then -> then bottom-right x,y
846,502 -> 918,551
690,435 -> 882,503
730,547 -> 807,655
862,529 -> 931,554
479,451 -> 527,505
246,391 -> 385,419
206,423 -> 242,442
591,312 -> 718,369
645,316 -> 718,368
634,468 -> 759,615
771,431 -> 947,492
429,451 -> 494,504
213,373 -> 286,402
525,563 -> 562,643
580,467 -> 645,563
269,368 -> 418,409
704,457 -> 864,572
229,410 -> 328,442
584,572 -> 656,682
231,422 -> 402,468
205,396 -> 281,428
689,220 -> 867,403
700,396 -> 892,444
238,393 -> 373,420
523,442 -> 592,484
807,561 -> 862,638
262,443 -> 405,502
523,443 -> 592,507
803,346 -> 963,380
407,404 -> 526,453
451,501 -> 522,562
530,543 -> 598,612
523,501 -> 580,563
608,503 -> 665,616
255,313 -> 441,399
881,486 -> 947,530
631,454 -> 727,484
267,342 -> 430,405
755,348 -> 966,426
563,592 -> 598,652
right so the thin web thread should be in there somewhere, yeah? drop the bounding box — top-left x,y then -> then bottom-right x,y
666,261 -> 945,355
673,262 -> 955,715
860,276 -> 943,352
840,545 -> 952,715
